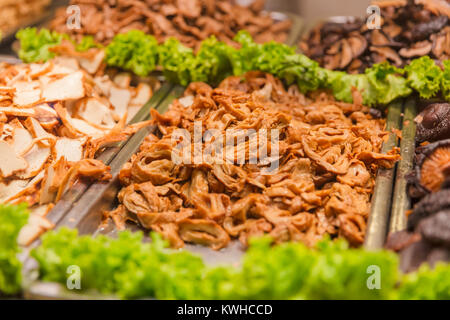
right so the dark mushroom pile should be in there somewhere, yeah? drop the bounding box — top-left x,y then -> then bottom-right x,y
407,139 -> 450,199
415,102 -> 450,144
387,122 -> 450,271
386,187 -> 450,272
299,0 -> 450,74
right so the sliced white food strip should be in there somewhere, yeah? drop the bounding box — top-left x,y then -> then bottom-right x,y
11,127 -> 33,155
0,171 -> 44,203
55,138 -> 84,162
79,50 -> 105,74
18,214 -> 54,246
109,86 -> 131,119
39,165 -> 56,205
77,97 -> 115,128
114,72 -> 132,88
127,106 -> 141,123
71,118 -> 104,137
0,140 -> 28,177
33,103 -> 59,124
12,80 -> 42,107
0,179 -> 29,203
13,89 -> 42,107
41,71 -> 85,102
56,103 -> 104,137
24,117 -> 55,147
0,106 -> 36,117
30,204 -> 53,217
0,86 -> 15,94
52,57 -> 80,71
93,75 -> 112,96
179,95 -> 194,108
130,83 -> 152,106
17,144 -> 50,179
29,62 -> 53,78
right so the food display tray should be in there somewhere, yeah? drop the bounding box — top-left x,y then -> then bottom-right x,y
23,86 -> 185,300
23,91 -> 409,299
20,16 -> 416,299
19,9 -> 305,247
389,98 -> 417,233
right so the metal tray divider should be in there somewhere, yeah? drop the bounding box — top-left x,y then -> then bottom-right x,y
283,13 -> 304,46
55,85 -> 185,232
42,83 -> 173,228
21,85 -> 182,294
364,100 -> 404,250
389,98 -> 417,233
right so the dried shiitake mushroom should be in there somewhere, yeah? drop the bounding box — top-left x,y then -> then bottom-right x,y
407,188 -> 450,231
407,139 -> 450,198
415,102 -> 450,143
300,0 -> 450,73
418,209 -> 450,247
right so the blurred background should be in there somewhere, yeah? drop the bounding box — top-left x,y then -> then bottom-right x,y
263,0 -> 371,24
0,0 -> 373,53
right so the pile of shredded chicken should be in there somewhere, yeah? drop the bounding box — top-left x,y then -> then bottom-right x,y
50,0 -> 292,49
0,0 -> 50,35
107,72 -> 400,250
0,43 -> 158,246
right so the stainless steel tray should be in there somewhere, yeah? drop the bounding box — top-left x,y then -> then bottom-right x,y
389,98 -> 417,233
21,15 -> 410,298
41,83 -> 174,230
364,100 -> 403,250
23,86 -> 185,300
20,10 -> 305,234
24,94 -> 407,300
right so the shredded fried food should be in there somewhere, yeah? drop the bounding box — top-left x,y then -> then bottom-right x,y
49,0 -> 292,49
108,72 -> 400,250
0,44 -> 159,245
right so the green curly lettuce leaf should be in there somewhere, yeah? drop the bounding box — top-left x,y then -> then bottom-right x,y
106,30 -> 158,77
405,56 -> 443,99
158,38 -> 196,86
16,27 -> 449,107
325,63 -> 411,106
302,239 -> 398,300
278,53 -> 328,93
442,60 -> 450,101
0,203 -> 29,295
228,30 -> 262,75
325,70 -> 373,104
189,36 -> 233,84
33,228 -> 409,300
365,62 -> 411,105
75,35 -> 102,52
16,27 -> 66,63
253,41 -> 296,76
398,263 -> 450,300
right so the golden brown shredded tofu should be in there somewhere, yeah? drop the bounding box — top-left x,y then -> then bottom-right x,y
108,72 -> 400,250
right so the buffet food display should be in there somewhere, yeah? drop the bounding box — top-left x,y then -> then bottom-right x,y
0,0 -> 449,300
107,72 -> 398,250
